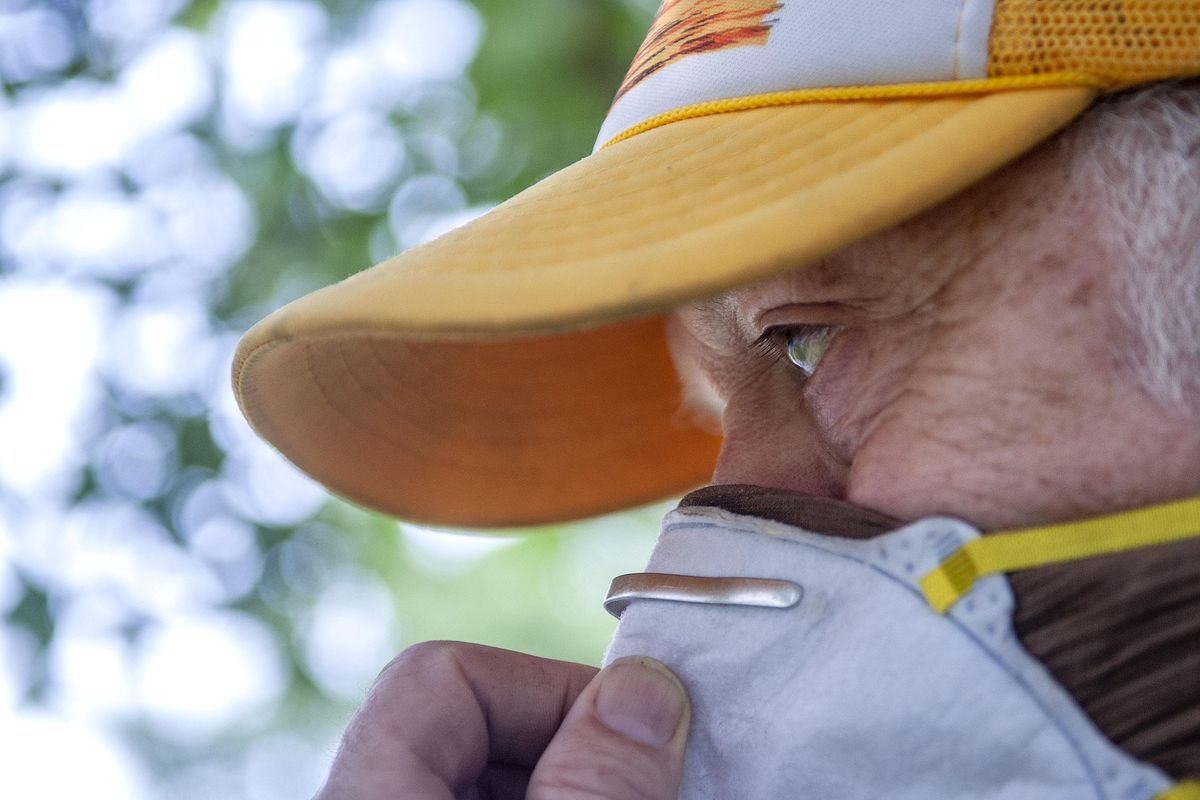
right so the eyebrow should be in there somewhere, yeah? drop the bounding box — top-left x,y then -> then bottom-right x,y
689,294 -> 740,336
667,298 -> 737,425
673,349 -> 725,430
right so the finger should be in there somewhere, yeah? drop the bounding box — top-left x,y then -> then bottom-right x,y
527,656 -> 691,800
452,763 -> 531,800
316,642 -> 597,799
478,762 -> 531,800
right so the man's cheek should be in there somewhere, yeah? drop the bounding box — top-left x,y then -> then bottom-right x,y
714,376 -> 846,495
804,326 -> 921,465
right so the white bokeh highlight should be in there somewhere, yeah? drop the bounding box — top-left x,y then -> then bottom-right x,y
135,611 -> 287,742
0,0 -> 510,795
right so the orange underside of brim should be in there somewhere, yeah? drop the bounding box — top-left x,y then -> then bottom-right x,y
234,85 -> 1096,527
235,316 -> 723,527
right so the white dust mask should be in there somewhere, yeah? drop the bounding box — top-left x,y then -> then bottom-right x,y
603,500 -> 1200,800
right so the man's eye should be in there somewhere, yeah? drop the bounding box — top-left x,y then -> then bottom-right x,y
784,326 -> 840,376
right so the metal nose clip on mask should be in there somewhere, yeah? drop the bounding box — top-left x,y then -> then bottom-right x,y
603,499 -> 1200,800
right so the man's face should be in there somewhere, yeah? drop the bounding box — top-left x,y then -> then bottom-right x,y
669,137 -> 1200,530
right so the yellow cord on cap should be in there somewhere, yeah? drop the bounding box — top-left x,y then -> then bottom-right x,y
920,496 -> 1200,614
601,71 -> 1109,149
1157,781 -> 1200,800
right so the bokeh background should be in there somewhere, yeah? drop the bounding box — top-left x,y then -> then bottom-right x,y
0,0 -> 666,796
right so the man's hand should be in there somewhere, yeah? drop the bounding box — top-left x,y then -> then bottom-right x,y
316,641 -> 691,800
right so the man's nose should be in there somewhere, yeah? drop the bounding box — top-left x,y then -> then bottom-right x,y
712,375 -> 847,497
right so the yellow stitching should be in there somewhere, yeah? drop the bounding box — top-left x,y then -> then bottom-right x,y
600,72 -> 1109,149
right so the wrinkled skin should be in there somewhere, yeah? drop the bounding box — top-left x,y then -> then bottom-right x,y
315,136 -> 1200,798
671,139 -> 1200,530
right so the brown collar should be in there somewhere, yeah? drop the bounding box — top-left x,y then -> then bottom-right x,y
679,484 -> 1200,780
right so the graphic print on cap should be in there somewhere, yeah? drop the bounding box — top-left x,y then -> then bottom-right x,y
615,0 -> 784,102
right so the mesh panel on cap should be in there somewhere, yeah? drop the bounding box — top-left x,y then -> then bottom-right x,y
989,0 -> 1200,86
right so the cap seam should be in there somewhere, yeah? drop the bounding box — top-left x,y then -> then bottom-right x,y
601,71 -> 1107,149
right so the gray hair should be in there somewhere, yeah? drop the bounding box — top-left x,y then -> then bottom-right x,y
1062,80 -> 1200,412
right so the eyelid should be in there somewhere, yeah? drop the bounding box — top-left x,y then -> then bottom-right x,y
754,324 -> 832,353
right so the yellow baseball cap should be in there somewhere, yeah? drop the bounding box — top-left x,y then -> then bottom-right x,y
234,1 -> 1200,527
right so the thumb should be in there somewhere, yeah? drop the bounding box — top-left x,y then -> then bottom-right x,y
527,656 -> 690,800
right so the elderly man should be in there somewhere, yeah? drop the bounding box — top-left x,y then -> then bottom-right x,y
235,2 -> 1200,798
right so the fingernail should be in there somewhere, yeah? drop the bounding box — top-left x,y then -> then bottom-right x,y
595,657 -> 687,747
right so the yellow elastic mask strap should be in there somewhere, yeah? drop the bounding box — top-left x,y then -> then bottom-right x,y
920,496 -> 1200,614
1157,780 -> 1200,800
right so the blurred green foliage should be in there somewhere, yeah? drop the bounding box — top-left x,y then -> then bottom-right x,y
0,0 -> 665,795
221,0 -> 650,314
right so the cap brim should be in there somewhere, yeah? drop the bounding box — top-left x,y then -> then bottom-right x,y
234,85 -> 1096,527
